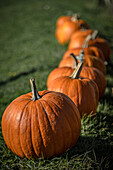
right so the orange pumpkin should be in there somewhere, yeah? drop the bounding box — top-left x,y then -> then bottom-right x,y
47,58 -> 106,99
59,50 -> 106,75
63,46 -> 105,61
55,14 -> 90,45
48,63 -> 99,117
55,20 -> 81,45
2,78 -> 81,159
68,30 -> 111,61
56,14 -> 89,28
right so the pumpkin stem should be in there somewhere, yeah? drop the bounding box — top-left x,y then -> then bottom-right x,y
71,13 -> 80,22
91,30 -> 98,40
30,77 -> 41,101
71,62 -> 83,79
70,53 -> 78,68
76,50 -> 85,63
82,34 -> 92,48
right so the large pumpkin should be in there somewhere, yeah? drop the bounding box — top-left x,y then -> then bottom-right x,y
48,63 -> 99,117
59,50 -> 106,75
2,78 -> 81,159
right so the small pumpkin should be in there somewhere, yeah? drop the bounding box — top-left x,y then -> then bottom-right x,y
59,50 -> 106,75
55,20 -> 81,45
63,46 -> 105,61
48,62 -> 99,117
55,14 -> 90,45
68,30 -> 111,61
56,14 -> 89,28
2,78 -> 81,159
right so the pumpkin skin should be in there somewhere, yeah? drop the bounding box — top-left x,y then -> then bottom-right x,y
68,32 -> 111,61
55,15 -> 90,45
2,78 -> 81,159
70,29 -> 93,41
80,66 -> 106,99
55,21 -> 81,45
48,63 -> 99,117
47,67 -> 74,88
59,53 -> 106,75
63,47 -> 105,61
88,37 -> 111,61
56,16 -> 71,27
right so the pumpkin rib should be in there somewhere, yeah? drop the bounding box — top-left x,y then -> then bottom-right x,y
46,99 -> 73,152
8,104 -> 22,155
59,94 -> 81,147
48,98 -> 79,149
33,101 -> 47,158
40,100 -> 59,156
19,100 -> 36,158
45,97 -> 71,152
39,100 -> 56,157
45,91 -> 81,145
2,101 -> 17,152
2,96 -> 31,157
9,99 -> 31,157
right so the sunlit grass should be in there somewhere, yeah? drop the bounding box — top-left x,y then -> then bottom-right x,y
0,0 -> 113,169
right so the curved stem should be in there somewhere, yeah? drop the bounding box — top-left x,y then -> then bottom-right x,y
71,62 -> 83,79
30,77 -> 41,101
91,30 -> 98,40
70,53 -> 78,68
82,34 -> 92,48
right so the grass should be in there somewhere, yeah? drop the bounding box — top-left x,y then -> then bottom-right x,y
0,0 -> 113,169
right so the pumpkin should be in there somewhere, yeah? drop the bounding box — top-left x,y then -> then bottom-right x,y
59,50 -> 106,75
2,78 -> 81,159
68,30 -> 111,61
56,14 -> 89,28
63,46 -> 105,61
48,63 -> 99,117
47,54 -> 106,99
55,20 -> 81,45
55,14 -> 90,45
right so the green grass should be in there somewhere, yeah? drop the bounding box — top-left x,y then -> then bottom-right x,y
0,0 -> 113,169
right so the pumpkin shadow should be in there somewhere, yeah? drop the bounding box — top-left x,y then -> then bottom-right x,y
0,64 -> 56,87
